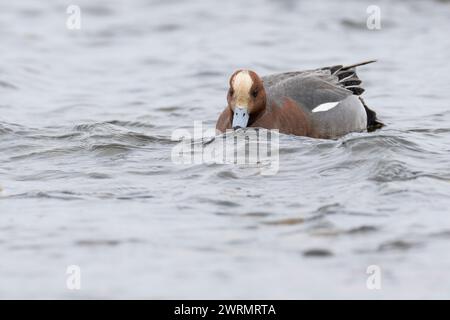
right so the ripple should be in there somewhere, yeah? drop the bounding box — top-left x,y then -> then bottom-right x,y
153,23 -> 182,33
378,240 -> 422,252
0,125 -> 13,135
303,249 -> 334,257
155,106 -> 182,112
90,143 -> 134,157
7,191 -> 84,201
83,4 -> 115,17
87,172 -> 111,179
207,199 -> 240,207
0,121 -> 28,135
370,160 -> 418,182
106,120 -> 155,129
341,18 -> 395,30
262,217 -> 304,226
216,171 -> 239,179
340,133 -> 422,153
190,70 -> 223,78
241,212 -> 272,217
76,239 -> 120,247
9,147 -> 82,161
28,132 -> 83,140
4,188 -> 154,201
340,19 -> 367,30
0,80 -> 18,90
429,230 -> 450,239
345,225 -> 379,235
407,128 -> 450,134
74,238 -> 144,247
74,122 -> 174,145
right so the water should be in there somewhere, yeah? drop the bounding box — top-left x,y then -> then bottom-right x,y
1,0 -> 450,299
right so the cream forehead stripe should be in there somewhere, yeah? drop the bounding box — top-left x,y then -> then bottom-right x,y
232,71 -> 253,105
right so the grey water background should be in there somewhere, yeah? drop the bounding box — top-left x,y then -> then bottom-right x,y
1,0 -> 449,299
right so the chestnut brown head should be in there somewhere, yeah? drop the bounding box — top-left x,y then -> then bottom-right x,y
227,70 -> 266,129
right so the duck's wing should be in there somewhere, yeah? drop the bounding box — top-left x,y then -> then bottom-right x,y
262,60 -> 376,96
263,70 -> 352,113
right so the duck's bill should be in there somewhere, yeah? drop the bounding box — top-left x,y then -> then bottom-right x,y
232,106 -> 249,129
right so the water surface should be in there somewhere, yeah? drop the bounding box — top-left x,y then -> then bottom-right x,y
1,0 -> 450,298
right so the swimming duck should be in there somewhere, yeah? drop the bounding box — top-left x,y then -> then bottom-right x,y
216,61 -> 383,138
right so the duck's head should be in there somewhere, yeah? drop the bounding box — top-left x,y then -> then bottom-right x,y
227,70 -> 266,129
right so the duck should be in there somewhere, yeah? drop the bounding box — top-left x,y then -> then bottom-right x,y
216,61 -> 383,139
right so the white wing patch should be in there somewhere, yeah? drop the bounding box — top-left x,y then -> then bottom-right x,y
312,101 -> 340,113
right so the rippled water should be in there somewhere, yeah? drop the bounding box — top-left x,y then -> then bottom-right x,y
1,0 -> 450,299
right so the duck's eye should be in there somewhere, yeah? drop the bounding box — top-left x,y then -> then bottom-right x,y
252,90 -> 258,98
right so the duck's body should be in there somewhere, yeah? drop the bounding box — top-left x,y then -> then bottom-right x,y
216,61 -> 382,139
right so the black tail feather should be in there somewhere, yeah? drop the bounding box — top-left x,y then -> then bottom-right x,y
321,60 -> 377,97
342,60 -> 377,70
360,97 -> 384,132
